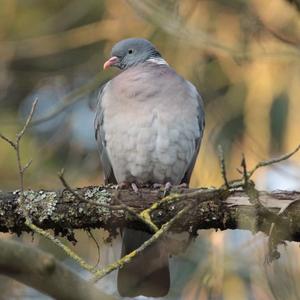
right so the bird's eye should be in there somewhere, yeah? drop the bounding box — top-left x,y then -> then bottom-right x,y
128,49 -> 133,54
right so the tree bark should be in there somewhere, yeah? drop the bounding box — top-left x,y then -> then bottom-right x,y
0,238 -> 115,300
0,186 -> 299,242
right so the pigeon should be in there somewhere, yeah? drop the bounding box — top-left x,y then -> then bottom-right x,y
94,38 -> 205,297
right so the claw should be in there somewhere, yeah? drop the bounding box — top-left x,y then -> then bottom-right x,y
152,182 -> 173,196
131,183 -> 139,193
163,182 -> 172,197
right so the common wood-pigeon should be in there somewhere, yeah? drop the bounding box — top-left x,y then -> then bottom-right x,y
94,38 -> 205,297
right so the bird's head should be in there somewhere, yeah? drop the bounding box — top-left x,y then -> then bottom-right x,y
103,38 -> 162,71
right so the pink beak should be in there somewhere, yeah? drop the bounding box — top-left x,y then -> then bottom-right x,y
103,56 -> 119,70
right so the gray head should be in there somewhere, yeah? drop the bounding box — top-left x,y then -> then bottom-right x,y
103,38 -> 161,70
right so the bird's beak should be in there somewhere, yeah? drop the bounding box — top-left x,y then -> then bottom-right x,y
103,56 -> 119,70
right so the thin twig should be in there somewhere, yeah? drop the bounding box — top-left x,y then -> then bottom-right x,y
22,159 -> 33,172
218,145 -> 230,189
0,133 -> 17,149
18,98 -> 38,192
58,169 -> 124,210
17,98 -> 38,142
87,230 -> 101,268
241,154 -> 249,187
248,144 -> 300,178
0,98 -> 38,192
92,203 -> 192,282
26,220 -> 97,273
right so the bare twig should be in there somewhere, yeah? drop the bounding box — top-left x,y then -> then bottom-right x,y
87,230 -> 101,268
58,169 -> 123,210
0,98 -> 38,192
0,133 -> 16,149
241,154 -> 249,187
17,99 -> 38,191
22,159 -> 33,172
218,145 -> 230,189
248,144 -> 300,178
17,99 -> 38,141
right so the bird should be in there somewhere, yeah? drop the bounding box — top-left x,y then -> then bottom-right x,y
94,38 -> 205,297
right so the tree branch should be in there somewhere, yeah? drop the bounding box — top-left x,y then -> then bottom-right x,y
0,239 -> 115,300
0,187 -> 299,242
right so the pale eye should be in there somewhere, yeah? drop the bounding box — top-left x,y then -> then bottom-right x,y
128,49 -> 133,54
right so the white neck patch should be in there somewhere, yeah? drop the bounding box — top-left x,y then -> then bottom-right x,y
146,57 -> 169,66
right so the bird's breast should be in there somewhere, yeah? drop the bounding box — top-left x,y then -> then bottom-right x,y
103,104 -> 197,185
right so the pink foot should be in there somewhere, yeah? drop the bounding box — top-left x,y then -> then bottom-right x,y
116,182 -> 139,193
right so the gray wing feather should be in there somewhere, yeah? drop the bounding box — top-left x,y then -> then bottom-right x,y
181,85 -> 205,185
94,83 -> 117,184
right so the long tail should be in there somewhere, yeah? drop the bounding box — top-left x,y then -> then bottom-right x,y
117,228 -> 170,297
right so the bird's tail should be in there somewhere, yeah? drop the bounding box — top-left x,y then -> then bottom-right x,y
117,228 -> 170,297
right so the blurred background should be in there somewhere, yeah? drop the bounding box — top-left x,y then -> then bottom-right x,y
0,0 -> 300,299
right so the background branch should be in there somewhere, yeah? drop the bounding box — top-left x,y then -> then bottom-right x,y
0,98 -> 38,192
0,239 -> 115,300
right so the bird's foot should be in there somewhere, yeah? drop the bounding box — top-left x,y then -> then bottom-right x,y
131,182 -> 139,193
116,181 -> 139,193
152,182 -> 172,197
163,182 -> 172,197
177,183 -> 188,189
116,182 -> 130,190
